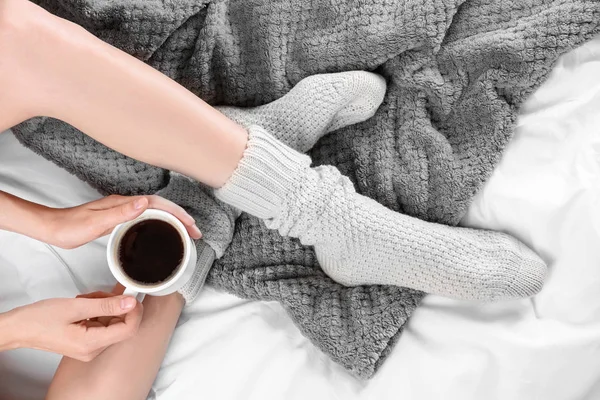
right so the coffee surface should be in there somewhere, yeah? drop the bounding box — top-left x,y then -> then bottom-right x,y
118,219 -> 184,284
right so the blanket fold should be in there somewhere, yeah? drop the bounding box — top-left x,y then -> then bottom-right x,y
13,0 -> 600,378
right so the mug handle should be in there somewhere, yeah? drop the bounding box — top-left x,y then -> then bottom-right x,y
123,287 -> 146,303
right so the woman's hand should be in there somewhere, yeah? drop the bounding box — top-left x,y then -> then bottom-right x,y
0,294 -> 143,361
46,286 -> 185,400
44,195 -> 202,249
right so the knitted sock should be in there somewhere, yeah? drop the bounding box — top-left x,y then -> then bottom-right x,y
216,126 -> 547,302
157,173 -> 235,304
217,70 -> 387,152
164,71 -> 386,304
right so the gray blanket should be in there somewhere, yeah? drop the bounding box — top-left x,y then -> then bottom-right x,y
13,0 -> 600,378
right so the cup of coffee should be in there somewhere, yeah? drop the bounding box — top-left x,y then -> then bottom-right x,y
107,209 -> 197,301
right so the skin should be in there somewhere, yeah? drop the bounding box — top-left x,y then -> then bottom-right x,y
0,192 -> 202,249
0,0 -> 249,188
0,294 -> 143,361
46,285 -> 185,400
0,190 -> 196,399
0,0 -> 249,396
0,192 -> 200,360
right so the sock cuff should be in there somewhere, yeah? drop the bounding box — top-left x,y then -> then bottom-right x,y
215,125 -> 311,219
177,240 -> 216,304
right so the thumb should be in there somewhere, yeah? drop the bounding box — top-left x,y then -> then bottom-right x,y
95,197 -> 148,234
74,295 -> 138,321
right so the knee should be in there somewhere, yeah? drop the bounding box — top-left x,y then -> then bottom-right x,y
0,0 -> 53,43
0,0 -> 27,37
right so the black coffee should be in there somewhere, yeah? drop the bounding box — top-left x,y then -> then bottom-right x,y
118,219 -> 184,284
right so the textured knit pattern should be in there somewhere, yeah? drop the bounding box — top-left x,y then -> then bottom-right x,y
156,174 -> 227,304
218,71 -> 387,153
177,240 -> 216,304
161,71 -> 387,303
12,0 -> 600,378
217,126 -> 547,301
157,173 -> 239,259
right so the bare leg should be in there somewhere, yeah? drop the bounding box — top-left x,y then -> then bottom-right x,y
46,286 -> 184,400
0,1 -> 547,303
1,0 -> 247,188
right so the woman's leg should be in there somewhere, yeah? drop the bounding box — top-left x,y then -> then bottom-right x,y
1,0 -> 547,301
1,0 -> 246,188
46,286 -> 184,400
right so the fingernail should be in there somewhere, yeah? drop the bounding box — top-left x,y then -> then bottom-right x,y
134,199 -> 145,210
121,297 -> 136,310
193,225 -> 202,237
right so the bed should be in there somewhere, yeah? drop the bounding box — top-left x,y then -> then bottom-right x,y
1,34 -> 599,400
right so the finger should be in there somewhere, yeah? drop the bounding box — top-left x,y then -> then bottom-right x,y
87,195 -> 135,210
146,195 -> 194,225
186,224 -> 202,240
146,196 -> 202,238
97,195 -> 192,228
96,315 -> 117,326
82,320 -> 105,329
108,317 -> 123,326
100,284 -> 127,324
93,197 -> 149,236
84,348 -> 105,362
190,224 -> 202,240
93,315 -> 125,327
70,340 -> 105,362
73,295 -> 138,321
85,302 -> 143,348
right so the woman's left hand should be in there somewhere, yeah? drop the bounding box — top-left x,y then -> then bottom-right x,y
2,292 -> 143,361
44,195 -> 202,249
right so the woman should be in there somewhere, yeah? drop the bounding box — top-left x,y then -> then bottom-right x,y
0,0 -> 204,392
0,192 -> 200,358
1,0 -> 547,398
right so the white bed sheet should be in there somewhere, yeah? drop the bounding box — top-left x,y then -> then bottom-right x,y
1,35 -> 599,400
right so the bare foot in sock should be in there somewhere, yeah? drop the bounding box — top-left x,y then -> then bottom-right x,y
214,70 -> 547,301
218,70 -> 386,152
215,126 -> 547,302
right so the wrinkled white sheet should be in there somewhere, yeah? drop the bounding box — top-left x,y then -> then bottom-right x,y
1,35 -> 599,400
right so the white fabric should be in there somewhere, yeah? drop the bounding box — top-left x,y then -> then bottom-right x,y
1,34 -> 600,399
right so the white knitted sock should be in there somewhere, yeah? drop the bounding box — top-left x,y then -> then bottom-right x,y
216,126 -> 547,302
217,71 -> 387,152
176,240 -> 216,303
157,173 -> 234,304
162,71 -> 386,304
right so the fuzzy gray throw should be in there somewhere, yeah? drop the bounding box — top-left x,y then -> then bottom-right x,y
13,0 -> 600,378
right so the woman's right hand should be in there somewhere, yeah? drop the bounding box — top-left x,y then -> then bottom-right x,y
43,194 -> 202,250
1,294 -> 142,361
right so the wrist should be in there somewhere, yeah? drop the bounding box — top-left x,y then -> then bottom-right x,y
36,206 -> 62,245
0,191 -> 53,242
0,308 -> 24,351
20,203 -> 55,244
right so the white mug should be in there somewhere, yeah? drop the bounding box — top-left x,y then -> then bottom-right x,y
107,209 -> 197,302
